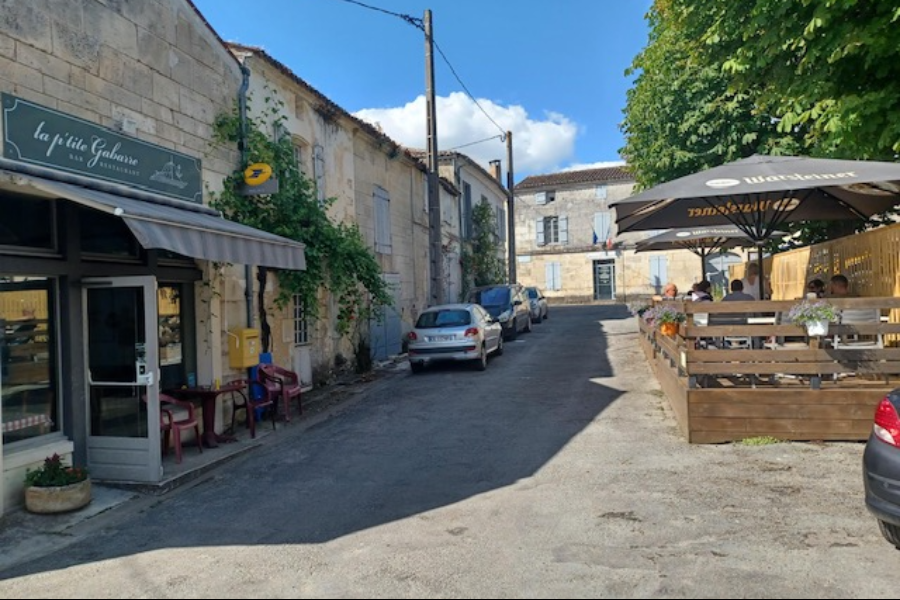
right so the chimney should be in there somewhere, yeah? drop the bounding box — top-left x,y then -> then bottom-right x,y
489,159 -> 502,181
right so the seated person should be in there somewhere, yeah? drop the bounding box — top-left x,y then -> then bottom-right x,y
721,280 -> 755,302
652,282 -> 679,302
740,263 -> 772,300
806,278 -> 826,298
829,274 -> 852,297
690,280 -> 713,302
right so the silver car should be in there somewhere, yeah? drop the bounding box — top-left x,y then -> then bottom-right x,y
525,286 -> 549,322
407,303 -> 503,373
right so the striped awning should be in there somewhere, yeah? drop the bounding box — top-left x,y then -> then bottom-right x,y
4,171 -> 306,270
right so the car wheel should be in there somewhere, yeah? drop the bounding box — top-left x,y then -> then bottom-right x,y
878,520 -> 900,548
525,316 -> 533,333
543,309 -> 549,320
474,345 -> 487,371
410,361 -> 425,374
495,335 -> 504,356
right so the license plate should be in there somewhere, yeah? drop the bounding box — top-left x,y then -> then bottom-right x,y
428,335 -> 454,342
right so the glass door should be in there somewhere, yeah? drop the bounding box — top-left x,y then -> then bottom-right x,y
593,260 -> 616,300
83,276 -> 161,482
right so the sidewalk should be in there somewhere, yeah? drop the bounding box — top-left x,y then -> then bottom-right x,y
0,358 -> 410,574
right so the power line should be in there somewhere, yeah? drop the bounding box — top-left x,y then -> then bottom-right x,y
332,0 -> 422,28
331,0 -> 507,140
430,38 -> 508,140
446,134 -> 505,152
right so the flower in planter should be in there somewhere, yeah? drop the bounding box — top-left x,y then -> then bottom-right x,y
627,299 -> 652,318
786,299 -> 839,326
24,453 -> 89,488
644,304 -> 686,327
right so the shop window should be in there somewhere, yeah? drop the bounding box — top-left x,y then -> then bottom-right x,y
79,206 -> 139,258
0,192 -> 56,253
1,277 -> 59,444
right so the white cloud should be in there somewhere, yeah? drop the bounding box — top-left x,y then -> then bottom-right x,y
562,160 -> 626,172
353,92 -> 577,176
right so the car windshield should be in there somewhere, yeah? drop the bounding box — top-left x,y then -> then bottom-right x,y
526,288 -> 539,299
469,287 -> 509,307
416,309 -> 472,329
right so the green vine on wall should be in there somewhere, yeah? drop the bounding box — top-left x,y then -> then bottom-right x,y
460,200 -> 507,297
208,91 -> 392,345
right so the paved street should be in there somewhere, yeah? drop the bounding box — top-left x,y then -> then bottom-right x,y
0,305 -> 895,598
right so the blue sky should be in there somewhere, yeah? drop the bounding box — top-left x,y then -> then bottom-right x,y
191,0 -> 652,181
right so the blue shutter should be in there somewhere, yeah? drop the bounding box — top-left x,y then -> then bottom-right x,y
559,216 -> 568,245
649,256 -> 668,289
536,218 -> 545,246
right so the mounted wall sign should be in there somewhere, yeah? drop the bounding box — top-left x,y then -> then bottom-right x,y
241,162 -> 278,196
1,94 -> 203,203
243,163 -> 272,185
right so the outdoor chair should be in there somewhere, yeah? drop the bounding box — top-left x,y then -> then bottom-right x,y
228,377 -> 276,439
831,308 -> 884,350
256,364 -> 303,422
146,393 -> 202,464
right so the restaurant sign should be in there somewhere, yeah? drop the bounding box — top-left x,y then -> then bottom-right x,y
2,94 -> 202,203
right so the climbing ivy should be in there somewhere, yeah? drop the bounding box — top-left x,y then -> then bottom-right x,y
461,200 -> 507,296
208,92 -> 392,343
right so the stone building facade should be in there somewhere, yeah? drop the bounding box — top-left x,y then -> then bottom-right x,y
514,167 -> 739,303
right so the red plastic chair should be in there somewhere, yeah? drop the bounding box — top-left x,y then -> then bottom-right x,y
256,364 -> 302,422
228,378 -> 276,438
155,393 -> 202,464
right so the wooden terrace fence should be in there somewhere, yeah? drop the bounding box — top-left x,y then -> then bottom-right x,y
638,297 -> 900,443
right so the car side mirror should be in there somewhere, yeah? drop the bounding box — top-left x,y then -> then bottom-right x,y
514,300 -> 522,306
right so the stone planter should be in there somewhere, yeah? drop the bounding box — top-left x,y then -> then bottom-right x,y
25,479 -> 92,514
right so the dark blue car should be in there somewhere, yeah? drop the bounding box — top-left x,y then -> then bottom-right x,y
863,389 -> 900,548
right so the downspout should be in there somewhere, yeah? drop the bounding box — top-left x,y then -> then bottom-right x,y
238,62 -> 254,328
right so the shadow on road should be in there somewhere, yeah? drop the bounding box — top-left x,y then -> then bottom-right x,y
1,305 -> 627,578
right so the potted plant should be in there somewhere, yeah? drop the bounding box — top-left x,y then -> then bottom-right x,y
645,304 -> 686,337
786,299 -> 839,336
627,299 -> 652,318
24,453 -> 91,514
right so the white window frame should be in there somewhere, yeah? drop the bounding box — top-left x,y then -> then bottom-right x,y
292,294 -> 309,345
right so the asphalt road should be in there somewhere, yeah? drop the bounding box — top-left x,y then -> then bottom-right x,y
0,304 -> 895,598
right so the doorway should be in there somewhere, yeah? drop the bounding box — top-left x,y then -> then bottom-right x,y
83,276 -> 161,482
593,260 -> 616,300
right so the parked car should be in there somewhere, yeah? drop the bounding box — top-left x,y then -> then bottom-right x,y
466,284 -> 531,340
407,303 -> 503,373
863,389 -> 900,548
525,286 -> 549,322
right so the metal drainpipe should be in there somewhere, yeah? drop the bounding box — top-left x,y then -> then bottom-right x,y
238,63 -> 253,328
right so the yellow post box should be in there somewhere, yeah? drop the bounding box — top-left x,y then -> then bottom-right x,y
228,328 -> 260,369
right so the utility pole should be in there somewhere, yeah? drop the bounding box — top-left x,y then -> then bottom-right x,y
424,9 -> 443,305
506,130 -> 516,283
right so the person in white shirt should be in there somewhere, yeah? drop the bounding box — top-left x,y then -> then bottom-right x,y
740,263 -> 771,300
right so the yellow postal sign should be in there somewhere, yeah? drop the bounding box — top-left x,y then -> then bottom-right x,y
243,163 -> 273,186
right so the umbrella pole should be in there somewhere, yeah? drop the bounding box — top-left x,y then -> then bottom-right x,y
755,241 -> 766,300
698,247 -> 708,282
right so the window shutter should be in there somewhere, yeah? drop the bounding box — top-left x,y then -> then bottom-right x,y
595,185 -> 608,200
650,256 -> 668,288
594,212 -> 611,242
313,144 -> 325,205
559,216 -> 568,245
499,207 -> 507,241
554,263 -> 562,291
536,218 -> 545,246
545,262 -> 555,290
535,192 -> 547,205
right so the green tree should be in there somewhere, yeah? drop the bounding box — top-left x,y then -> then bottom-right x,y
208,93 -> 391,351
462,201 -> 506,292
621,0 -> 801,190
709,0 -> 900,160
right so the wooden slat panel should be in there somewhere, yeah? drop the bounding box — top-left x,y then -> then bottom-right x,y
691,430 -> 869,444
688,361 -> 900,375
692,402 -> 875,419
690,417 -> 870,434
687,348 -> 900,362
690,389 -> 887,404
651,351 -> 689,439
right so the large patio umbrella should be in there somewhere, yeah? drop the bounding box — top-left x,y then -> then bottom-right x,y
633,226 -> 766,281
611,154 -> 900,299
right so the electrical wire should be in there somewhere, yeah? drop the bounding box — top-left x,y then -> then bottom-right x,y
430,38 -> 507,140
332,0 -> 422,28
330,0 -> 508,140
446,134 -> 505,152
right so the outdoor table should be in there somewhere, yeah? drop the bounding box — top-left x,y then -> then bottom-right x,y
165,381 -> 247,448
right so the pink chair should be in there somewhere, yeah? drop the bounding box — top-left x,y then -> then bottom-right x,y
228,378 -> 276,438
256,364 -> 302,422
154,393 -> 202,464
